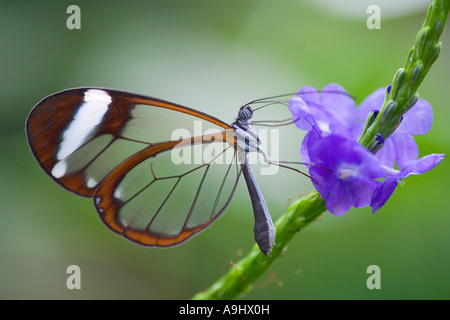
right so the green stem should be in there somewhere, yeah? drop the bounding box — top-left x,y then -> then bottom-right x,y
192,191 -> 326,300
358,0 -> 450,150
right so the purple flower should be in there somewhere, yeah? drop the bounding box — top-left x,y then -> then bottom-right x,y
289,83 -> 444,215
308,135 -> 385,216
371,153 -> 445,212
290,83 -> 356,137
289,83 -> 357,164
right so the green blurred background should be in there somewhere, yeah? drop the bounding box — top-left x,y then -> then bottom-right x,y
1,0 -> 449,299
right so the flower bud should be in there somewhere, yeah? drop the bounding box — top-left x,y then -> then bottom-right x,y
361,110 -> 379,136
424,43 -> 442,73
390,69 -> 405,101
433,12 -> 445,38
414,27 -> 430,61
380,101 -> 397,123
409,60 -> 424,85
367,134 -> 385,154
385,84 -> 392,96
402,92 -> 420,113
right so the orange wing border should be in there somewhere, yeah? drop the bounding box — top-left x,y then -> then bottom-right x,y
94,131 -> 239,247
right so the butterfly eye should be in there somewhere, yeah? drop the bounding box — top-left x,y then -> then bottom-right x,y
237,105 -> 253,121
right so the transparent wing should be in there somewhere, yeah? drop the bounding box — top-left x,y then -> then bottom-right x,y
94,136 -> 241,247
26,88 -> 232,197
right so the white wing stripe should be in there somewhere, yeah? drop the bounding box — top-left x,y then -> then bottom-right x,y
56,89 -> 111,160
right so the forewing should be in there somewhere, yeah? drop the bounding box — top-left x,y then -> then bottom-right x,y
26,88 -> 231,197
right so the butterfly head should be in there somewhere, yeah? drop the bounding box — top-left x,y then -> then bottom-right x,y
237,105 -> 254,122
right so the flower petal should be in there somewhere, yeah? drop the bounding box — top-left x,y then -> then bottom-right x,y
323,180 -> 351,216
300,129 -> 321,163
319,83 -> 358,127
356,87 -> 385,123
350,177 -> 380,208
297,86 -> 320,106
289,96 -> 314,131
391,133 -> 419,168
396,98 -> 433,135
371,178 -> 399,213
374,137 -> 396,168
371,153 -> 445,213
400,153 -> 445,177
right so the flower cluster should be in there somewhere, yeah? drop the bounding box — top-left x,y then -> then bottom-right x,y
289,83 -> 444,216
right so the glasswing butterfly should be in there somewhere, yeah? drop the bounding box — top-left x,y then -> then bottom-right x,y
26,86 -> 349,255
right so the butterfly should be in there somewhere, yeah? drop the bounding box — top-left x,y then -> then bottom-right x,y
26,87 -> 309,255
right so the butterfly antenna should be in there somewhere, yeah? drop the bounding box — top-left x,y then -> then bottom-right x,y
244,93 -> 297,107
